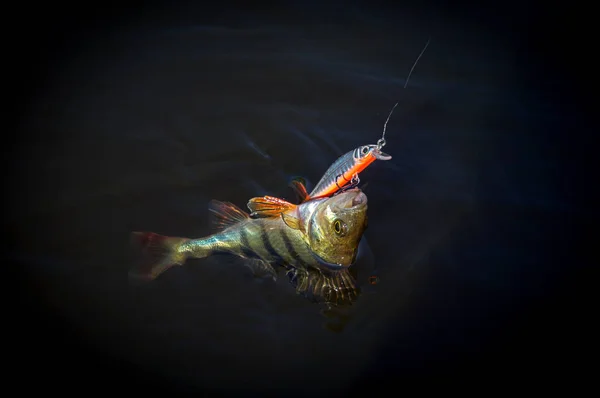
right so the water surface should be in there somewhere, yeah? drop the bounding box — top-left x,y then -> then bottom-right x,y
11,2 -> 584,394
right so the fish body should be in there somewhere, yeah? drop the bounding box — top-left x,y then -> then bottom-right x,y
294,145 -> 391,202
131,189 -> 369,305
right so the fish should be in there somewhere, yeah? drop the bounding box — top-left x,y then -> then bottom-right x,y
130,188 -> 369,305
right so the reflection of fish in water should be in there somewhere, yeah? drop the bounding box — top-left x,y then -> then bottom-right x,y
130,188 -> 369,305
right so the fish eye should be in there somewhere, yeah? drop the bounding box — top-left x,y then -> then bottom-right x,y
361,146 -> 370,155
333,219 -> 347,236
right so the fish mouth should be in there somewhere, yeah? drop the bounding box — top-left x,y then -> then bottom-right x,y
372,148 -> 392,160
332,189 -> 368,211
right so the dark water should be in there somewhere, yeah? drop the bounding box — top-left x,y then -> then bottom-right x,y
9,1 -> 591,394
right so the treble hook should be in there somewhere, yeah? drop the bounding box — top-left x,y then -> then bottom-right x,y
334,173 -> 360,195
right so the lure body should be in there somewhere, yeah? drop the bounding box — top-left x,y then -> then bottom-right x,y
306,144 -> 391,200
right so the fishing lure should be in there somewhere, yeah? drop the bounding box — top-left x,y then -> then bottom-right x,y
302,143 -> 392,200
290,39 -> 431,203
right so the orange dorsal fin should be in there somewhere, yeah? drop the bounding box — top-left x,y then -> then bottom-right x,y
247,195 -> 297,218
208,200 -> 250,231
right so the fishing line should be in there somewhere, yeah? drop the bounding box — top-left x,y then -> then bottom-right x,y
369,39 -> 430,284
377,37 -> 431,150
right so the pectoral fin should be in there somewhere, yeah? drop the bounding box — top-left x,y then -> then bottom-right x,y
247,195 -> 297,218
281,213 -> 303,230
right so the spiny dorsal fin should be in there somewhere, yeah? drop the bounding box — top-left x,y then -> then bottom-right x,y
289,177 -> 310,203
208,200 -> 250,231
247,195 -> 297,218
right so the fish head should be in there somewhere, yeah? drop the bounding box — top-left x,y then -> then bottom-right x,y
306,188 -> 369,269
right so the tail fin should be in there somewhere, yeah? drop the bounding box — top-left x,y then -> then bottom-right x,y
129,232 -> 190,282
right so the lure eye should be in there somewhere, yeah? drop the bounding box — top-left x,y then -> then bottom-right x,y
361,146 -> 370,155
333,219 -> 347,236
